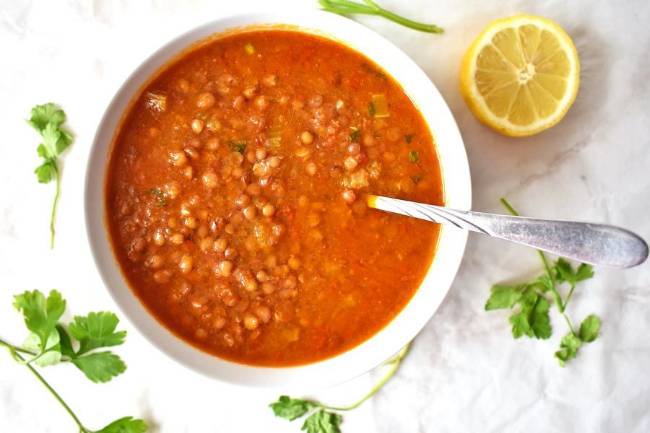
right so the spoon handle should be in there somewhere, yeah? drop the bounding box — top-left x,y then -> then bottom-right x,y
369,195 -> 648,268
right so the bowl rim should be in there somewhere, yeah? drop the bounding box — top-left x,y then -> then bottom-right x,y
85,9 -> 471,390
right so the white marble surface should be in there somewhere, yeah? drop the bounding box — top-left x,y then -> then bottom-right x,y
1,1 -> 649,432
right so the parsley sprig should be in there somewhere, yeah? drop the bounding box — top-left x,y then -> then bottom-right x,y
486,199 -> 602,366
319,0 -> 443,34
28,103 -> 74,248
0,289 -> 147,433
270,343 -> 410,433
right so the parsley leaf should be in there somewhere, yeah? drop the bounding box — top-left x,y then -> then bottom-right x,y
28,103 -> 74,248
28,103 -> 66,132
229,140 -> 247,153
271,396 -> 315,420
41,122 -> 72,156
22,331 -> 62,367
146,188 -> 167,207
96,417 -> 148,433
56,324 -> 75,358
270,344 -> 410,433
555,258 -> 594,288
360,63 -> 387,80
408,150 -> 419,163
11,291 -> 128,380
508,289 -> 536,338
13,290 -> 66,351
68,312 -> 127,355
485,284 -> 522,310
301,410 -> 342,433
529,296 -> 552,339
533,275 -> 554,293
555,333 -> 582,367
575,264 -> 595,282
1,290 -> 145,432
509,309 -> 532,338
503,287 -> 551,339
35,159 -> 57,183
72,352 -> 127,383
578,314 -> 601,343
487,198 -> 602,367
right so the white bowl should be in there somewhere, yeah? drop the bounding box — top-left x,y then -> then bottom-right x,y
85,10 -> 471,389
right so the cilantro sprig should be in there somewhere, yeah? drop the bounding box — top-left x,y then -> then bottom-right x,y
486,199 -> 602,366
319,0 -> 443,34
28,103 -> 74,248
270,344 -> 410,433
0,289 -> 146,432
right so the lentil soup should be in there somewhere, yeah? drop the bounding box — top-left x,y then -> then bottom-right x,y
106,29 -> 444,366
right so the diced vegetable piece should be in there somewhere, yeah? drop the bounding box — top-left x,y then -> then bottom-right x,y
267,117 -> 285,142
267,136 -> 282,149
145,92 -> 167,112
343,169 -> 369,189
349,127 -> 361,142
244,43 -> 255,55
367,161 -> 382,179
370,94 -> 389,118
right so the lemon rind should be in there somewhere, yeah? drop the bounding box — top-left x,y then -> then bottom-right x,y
460,14 -> 580,137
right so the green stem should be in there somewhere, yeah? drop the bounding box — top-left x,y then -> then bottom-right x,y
0,337 -> 74,364
0,338 -> 21,361
365,0 -> 444,33
499,197 -> 518,216
320,0 -> 375,14
561,312 -> 575,335
319,0 -> 443,33
50,163 -> 61,249
0,338 -> 89,432
500,198 -> 575,335
537,251 -> 564,312
321,343 -> 411,411
563,284 -> 577,310
24,349 -> 50,365
0,337 -> 37,357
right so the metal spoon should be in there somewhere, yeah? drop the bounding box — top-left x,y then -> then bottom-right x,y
367,195 -> 648,268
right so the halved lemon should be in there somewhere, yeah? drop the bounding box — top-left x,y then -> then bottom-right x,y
460,14 -> 580,137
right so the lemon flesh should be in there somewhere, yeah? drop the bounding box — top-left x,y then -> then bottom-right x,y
460,15 -> 580,137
